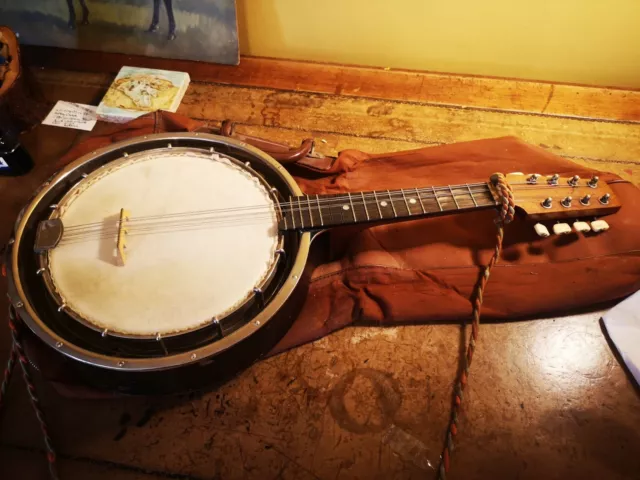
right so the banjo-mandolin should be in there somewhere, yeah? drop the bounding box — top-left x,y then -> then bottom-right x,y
5,133 -> 621,393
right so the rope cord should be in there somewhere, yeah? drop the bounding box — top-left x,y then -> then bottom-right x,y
437,173 -> 515,480
5,307 -> 59,480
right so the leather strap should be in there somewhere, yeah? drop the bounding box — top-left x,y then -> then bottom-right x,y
196,120 -> 335,171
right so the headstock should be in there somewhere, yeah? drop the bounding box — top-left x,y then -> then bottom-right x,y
490,172 -> 621,237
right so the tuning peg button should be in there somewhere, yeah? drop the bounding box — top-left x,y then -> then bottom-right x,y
534,223 -> 550,237
591,220 -> 610,233
573,221 -> 591,233
541,197 -> 553,209
553,223 -> 572,235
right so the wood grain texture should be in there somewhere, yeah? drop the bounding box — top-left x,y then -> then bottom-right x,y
32,69 -> 640,185
23,46 -> 640,122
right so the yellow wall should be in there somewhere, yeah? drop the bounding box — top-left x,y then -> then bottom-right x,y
236,0 -> 640,88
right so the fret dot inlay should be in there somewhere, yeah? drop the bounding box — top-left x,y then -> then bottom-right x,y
343,205 -> 350,210
409,198 -> 417,204
380,201 -> 388,207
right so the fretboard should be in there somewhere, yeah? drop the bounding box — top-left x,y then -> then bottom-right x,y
278,184 -> 497,231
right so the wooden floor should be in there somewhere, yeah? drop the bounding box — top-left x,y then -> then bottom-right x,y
1,51 -> 639,479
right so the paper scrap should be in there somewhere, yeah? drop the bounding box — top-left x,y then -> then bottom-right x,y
602,289 -> 640,384
42,101 -> 98,131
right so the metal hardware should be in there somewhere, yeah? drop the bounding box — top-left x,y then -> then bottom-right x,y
580,194 -> 591,206
101,329 -> 108,337
527,174 -> 540,184
587,175 -> 598,188
117,361 -> 125,367
14,301 -> 23,308
541,197 -> 553,208
254,320 -> 261,326
568,175 -> 580,187
34,218 -> 64,252
548,174 -> 559,185
561,196 -> 572,208
190,353 -> 197,360
57,303 -> 66,312
36,267 -> 45,275
599,193 -> 611,205
55,342 -> 63,348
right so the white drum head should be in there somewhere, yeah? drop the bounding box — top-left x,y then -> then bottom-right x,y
45,148 -> 279,336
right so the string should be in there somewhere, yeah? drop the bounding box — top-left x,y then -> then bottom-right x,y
57,198 -> 499,245
61,184 -> 493,237
58,190 -> 495,240
62,182 -> 492,233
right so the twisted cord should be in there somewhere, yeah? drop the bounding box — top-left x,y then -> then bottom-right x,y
437,173 -> 514,480
0,343 -> 17,412
8,306 -> 59,480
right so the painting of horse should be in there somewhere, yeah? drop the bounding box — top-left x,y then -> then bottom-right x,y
0,0 -> 238,64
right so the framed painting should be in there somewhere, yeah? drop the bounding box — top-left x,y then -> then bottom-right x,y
0,0 -> 239,65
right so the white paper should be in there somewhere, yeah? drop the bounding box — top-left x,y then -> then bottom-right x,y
42,101 -> 98,131
602,289 -> 640,384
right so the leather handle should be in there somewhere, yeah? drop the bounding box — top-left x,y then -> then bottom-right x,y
219,120 -> 315,164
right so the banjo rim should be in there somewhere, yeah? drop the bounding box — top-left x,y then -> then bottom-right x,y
8,132 -> 311,372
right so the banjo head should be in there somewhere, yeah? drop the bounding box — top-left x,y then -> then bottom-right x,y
7,133 -> 311,385
45,148 -> 281,337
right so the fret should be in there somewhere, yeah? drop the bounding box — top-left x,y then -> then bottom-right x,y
360,191 -> 370,220
373,191 -> 383,219
432,187 -> 443,211
306,195 -> 315,227
415,187 -> 426,214
466,184 -> 478,207
386,190 -> 398,217
400,189 -> 412,216
279,201 -> 288,229
347,192 -> 357,221
289,197 -> 297,229
316,194 -> 324,226
297,196 -> 305,228
448,185 -> 460,209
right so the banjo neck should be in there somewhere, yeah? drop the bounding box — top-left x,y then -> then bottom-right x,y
278,182 -> 497,231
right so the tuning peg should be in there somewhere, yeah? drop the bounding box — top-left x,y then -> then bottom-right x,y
591,220 -> 610,233
599,193 -> 611,205
527,174 -> 541,184
587,175 -> 599,188
553,223 -> 572,235
534,223 -> 550,237
548,174 -> 559,185
568,175 -> 580,187
541,197 -> 553,209
561,196 -> 572,208
573,221 -> 591,233
580,194 -> 591,206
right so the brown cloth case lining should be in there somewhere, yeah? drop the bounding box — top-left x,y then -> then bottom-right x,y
29,111 -> 640,391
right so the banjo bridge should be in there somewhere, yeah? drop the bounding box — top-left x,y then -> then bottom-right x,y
116,208 -> 130,266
